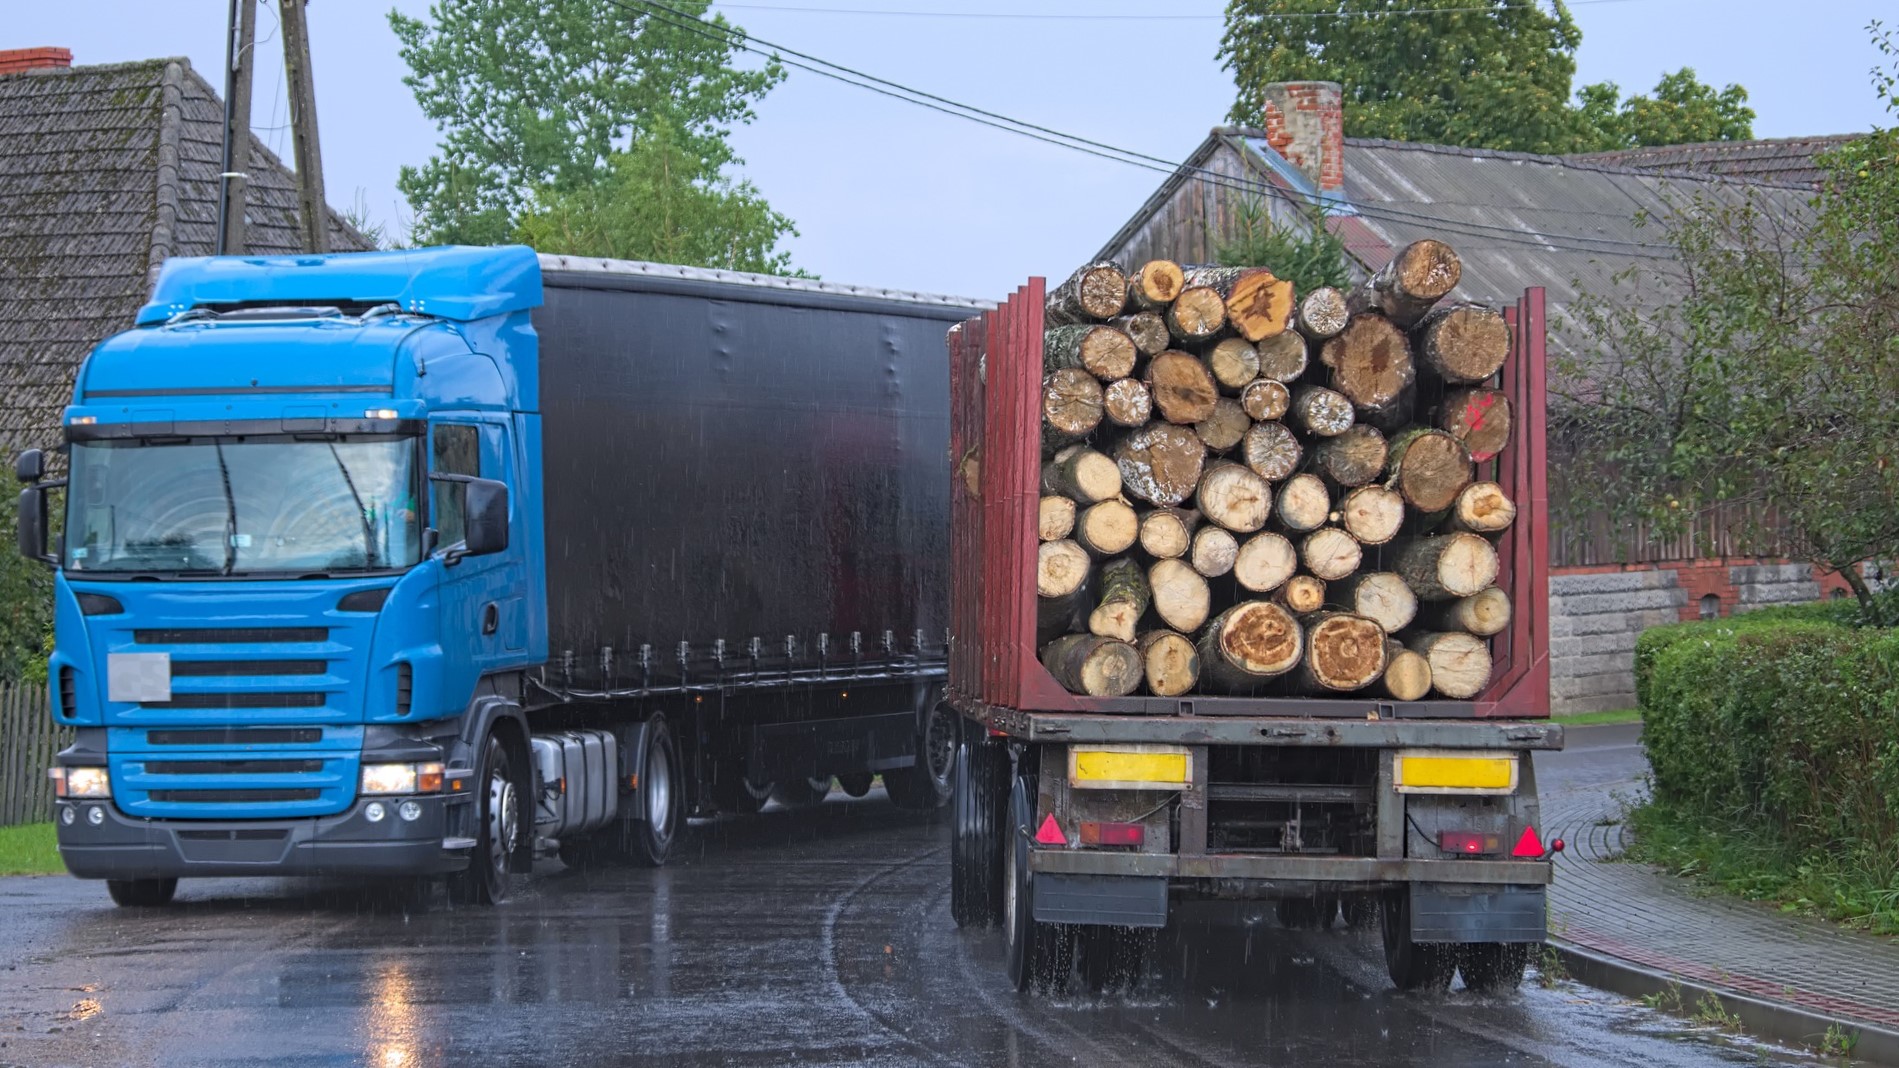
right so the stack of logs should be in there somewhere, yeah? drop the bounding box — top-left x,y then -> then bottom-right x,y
1035,242 -> 1518,701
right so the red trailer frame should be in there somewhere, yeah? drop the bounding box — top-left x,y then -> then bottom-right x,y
947,284 -> 1550,721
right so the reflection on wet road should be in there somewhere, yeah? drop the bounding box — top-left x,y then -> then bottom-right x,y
0,771 -> 1821,1067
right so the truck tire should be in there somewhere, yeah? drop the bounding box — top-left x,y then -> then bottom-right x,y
1460,942 -> 1531,993
625,716 -> 682,867
836,773 -> 874,798
950,726 -> 1008,928
884,700 -> 956,811
1003,771 -> 1073,993
448,735 -> 520,905
1381,889 -> 1456,992
106,878 -> 178,908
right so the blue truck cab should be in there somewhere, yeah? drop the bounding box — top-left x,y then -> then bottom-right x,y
21,246 -> 976,907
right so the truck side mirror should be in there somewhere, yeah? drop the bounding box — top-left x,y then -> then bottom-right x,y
16,449 -> 43,484
461,478 -> 509,558
17,485 -> 48,564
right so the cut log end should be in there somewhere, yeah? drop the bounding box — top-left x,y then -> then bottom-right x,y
1226,270 -> 1295,342
1394,239 -> 1461,303
1290,385 -> 1357,438
1037,539 -> 1091,599
1197,462 -> 1273,534
1206,337 -> 1261,392
1296,286 -> 1350,340
1276,574 -> 1327,615
1419,305 -> 1509,385
1408,631 -> 1492,699
1043,368 -> 1105,441
1274,472 -> 1331,533
1042,634 -> 1143,697
1111,311 -> 1171,357
1103,377 -> 1155,428
1128,259 -> 1186,309
1167,286 -> 1228,342
1190,525 -> 1239,578
1088,558 -> 1151,643
1430,586 -> 1513,637
1301,527 -> 1363,581
1242,421 -> 1303,482
1076,499 -> 1140,557
1195,397 -> 1252,453
1451,481 -> 1517,534
1115,423 -> 1206,507
1389,428 -> 1473,514
1439,388 -> 1512,460
1321,315 -> 1414,414
1045,445 -> 1123,504
1198,601 -> 1303,692
1396,532 -> 1500,600
1147,350 -> 1221,425
1149,558 -> 1213,634
1233,531 -> 1297,593
1038,495 -> 1077,542
1138,630 -> 1200,697
1342,571 -> 1418,634
1241,379 -> 1291,422
1254,331 -> 1308,384
1301,613 -> 1388,692
1340,485 -> 1405,546
1138,509 -> 1196,560
1380,647 -> 1434,702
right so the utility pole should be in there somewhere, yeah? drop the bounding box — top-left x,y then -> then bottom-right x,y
215,0 -> 258,255
278,0 -> 329,253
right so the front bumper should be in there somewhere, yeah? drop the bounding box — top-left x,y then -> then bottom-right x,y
53,795 -> 472,880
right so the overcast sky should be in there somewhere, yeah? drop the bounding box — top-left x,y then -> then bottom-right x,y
8,0 -> 1892,298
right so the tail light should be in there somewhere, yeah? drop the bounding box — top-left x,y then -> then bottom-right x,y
58,666 -> 77,720
1080,821 -> 1144,847
395,663 -> 413,717
1438,830 -> 1503,855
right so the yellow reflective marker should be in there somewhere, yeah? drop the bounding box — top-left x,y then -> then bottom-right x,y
1393,750 -> 1519,794
1069,745 -> 1190,790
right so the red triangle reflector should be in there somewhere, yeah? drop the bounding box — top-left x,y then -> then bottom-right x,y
1034,814 -> 1067,846
1512,826 -> 1545,858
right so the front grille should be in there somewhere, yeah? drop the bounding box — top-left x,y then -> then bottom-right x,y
144,759 -> 325,775
142,692 -> 326,710
178,829 -> 287,841
136,628 -> 327,645
396,662 -> 413,717
147,727 -> 323,746
170,660 -> 326,678
58,666 -> 76,720
149,788 -> 322,803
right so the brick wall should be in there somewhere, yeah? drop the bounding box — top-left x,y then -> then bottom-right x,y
1260,81 -> 1344,192
0,48 -> 73,75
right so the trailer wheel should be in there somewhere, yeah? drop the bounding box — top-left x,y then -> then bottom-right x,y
950,725 -> 1008,928
1460,943 -> 1531,993
626,716 -> 682,867
449,735 -> 519,905
884,700 -> 956,810
106,878 -> 178,908
1381,889 -> 1456,992
1003,772 -> 1073,993
836,773 -> 874,798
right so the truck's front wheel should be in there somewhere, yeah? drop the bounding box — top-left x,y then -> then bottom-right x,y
106,878 -> 177,908
449,735 -> 519,906
626,716 -> 682,867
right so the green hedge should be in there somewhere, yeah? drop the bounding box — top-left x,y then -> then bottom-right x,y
1635,615 -> 1899,861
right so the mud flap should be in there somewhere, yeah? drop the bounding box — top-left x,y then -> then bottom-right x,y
1407,884 -> 1546,943
1032,873 -> 1169,928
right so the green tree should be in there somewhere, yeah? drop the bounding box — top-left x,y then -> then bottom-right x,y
1560,23 -> 1899,610
391,0 -> 784,248
1214,198 -> 1352,293
514,120 -> 801,274
0,500 -> 52,685
1220,0 -> 1751,155
1577,68 -> 1755,150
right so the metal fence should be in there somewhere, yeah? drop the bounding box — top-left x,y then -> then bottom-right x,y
0,683 -> 64,827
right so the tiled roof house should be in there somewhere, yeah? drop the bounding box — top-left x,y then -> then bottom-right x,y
0,47 -> 371,458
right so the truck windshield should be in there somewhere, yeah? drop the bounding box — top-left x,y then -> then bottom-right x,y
64,436 -> 423,575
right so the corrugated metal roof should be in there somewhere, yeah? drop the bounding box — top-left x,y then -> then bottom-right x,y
1570,134 -> 1859,189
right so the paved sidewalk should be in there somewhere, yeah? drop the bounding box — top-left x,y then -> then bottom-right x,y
1540,723 -> 1899,1043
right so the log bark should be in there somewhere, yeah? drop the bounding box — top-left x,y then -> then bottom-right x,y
1419,586 -> 1512,637
1165,286 -> 1227,343
1311,425 -> 1388,487
1447,481 -> 1517,535
1195,397 -> 1252,453
1196,461 -> 1273,534
1076,499 -> 1139,557
1296,286 -> 1350,341
1242,421 -> 1303,482
1438,387 -> 1512,461
1274,472 -> 1330,533
1190,525 -> 1238,578
1044,324 -> 1137,381
1138,630 -> 1200,697
1042,368 -> 1104,444
1385,428 -> 1473,513
1320,314 -> 1414,416
1394,532 -> 1499,600
1241,379 -> 1291,422
1294,612 -> 1388,693
1289,385 -> 1356,438
1037,583 -> 1091,643
1110,311 -> 1170,357
1146,350 -> 1220,425
1407,631 -> 1493,699
1233,531 -> 1298,593
1206,338 -> 1260,392
1351,240 -> 1461,328
1043,444 -> 1122,504
1254,331 -> 1308,383
1301,527 -> 1363,581
1126,259 -> 1187,311
1088,558 -> 1152,642
1149,558 -> 1212,634
1338,484 -> 1405,546
1275,574 -> 1327,616
1336,571 -> 1418,634
1196,601 -> 1303,693
1039,495 -> 1077,542
1139,508 -> 1198,560
1380,641 -> 1434,702
1114,423 -> 1205,507
1046,261 -> 1128,325
1042,634 -> 1143,697
1103,377 -> 1154,428
1415,304 -> 1509,384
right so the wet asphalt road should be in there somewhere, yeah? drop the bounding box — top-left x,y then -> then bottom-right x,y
0,724 -> 1824,1068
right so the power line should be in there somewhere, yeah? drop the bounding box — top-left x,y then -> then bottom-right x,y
712,0 -> 1649,19
621,0 -> 1684,257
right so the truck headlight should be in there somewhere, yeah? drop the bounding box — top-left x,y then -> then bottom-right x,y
360,762 -> 445,796
50,766 -> 111,799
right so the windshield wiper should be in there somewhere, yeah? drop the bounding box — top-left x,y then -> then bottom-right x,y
327,444 -> 379,569
212,442 -> 238,575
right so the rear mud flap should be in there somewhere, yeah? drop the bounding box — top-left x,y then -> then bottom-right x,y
1032,873 -> 1168,928
1408,884 -> 1545,943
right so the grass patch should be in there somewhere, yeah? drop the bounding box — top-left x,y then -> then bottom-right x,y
0,822 -> 62,876
1553,707 -> 1642,726
1626,798 -> 1899,938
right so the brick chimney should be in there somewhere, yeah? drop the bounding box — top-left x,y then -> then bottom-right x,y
1261,81 -> 1344,193
0,47 -> 73,75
